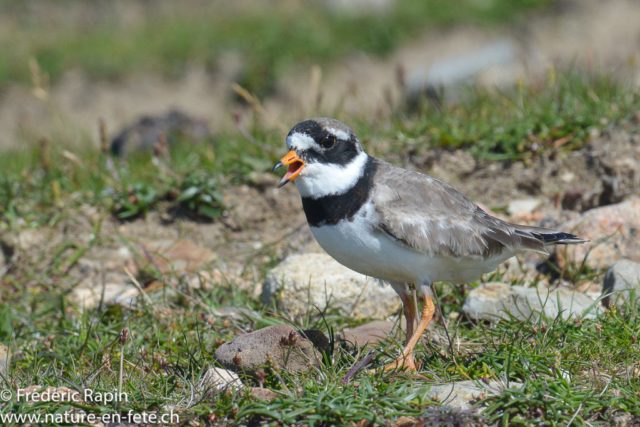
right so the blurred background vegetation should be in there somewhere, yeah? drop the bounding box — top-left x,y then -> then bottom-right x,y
1,0 -> 551,93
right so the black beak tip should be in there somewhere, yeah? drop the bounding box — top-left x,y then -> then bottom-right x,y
276,178 -> 289,189
272,161 -> 283,173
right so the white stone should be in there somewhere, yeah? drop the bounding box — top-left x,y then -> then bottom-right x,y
198,367 -> 243,392
262,253 -> 401,319
560,172 -> 576,183
428,380 -> 521,410
70,283 -> 139,309
463,282 -> 601,322
507,198 -> 542,215
0,344 -> 9,377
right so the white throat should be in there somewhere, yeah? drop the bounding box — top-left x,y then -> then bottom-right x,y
295,151 -> 369,199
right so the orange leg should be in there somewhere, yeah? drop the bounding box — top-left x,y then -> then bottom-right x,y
380,293 -> 435,372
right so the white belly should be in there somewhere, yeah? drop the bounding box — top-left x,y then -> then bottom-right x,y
310,203 -> 513,284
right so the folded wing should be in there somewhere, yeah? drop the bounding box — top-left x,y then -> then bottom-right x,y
371,159 -> 586,259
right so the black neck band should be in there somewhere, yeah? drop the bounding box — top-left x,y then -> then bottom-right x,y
301,156 -> 377,227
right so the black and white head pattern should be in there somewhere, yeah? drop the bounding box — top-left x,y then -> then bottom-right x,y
286,117 -> 369,199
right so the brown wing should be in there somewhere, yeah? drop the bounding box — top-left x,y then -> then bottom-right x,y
371,159 -> 549,259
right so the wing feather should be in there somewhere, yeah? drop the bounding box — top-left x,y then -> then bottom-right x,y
371,159 -> 572,259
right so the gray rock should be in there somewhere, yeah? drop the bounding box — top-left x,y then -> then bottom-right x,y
603,259 -> 640,307
322,0 -> 394,14
611,412 -> 633,427
406,39 -> 517,102
214,325 -> 325,376
428,380 -> 520,410
110,109 -> 211,157
301,329 -> 332,353
262,253 -> 401,319
198,367 -> 243,391
0,231 -> 21,272
463,282 -> 601,322
556,199 -> 640,269
0,344 -> 9,378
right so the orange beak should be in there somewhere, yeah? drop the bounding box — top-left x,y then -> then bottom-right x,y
272,150 -> 306,188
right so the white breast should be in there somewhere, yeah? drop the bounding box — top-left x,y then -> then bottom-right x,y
310,201 -> 515,284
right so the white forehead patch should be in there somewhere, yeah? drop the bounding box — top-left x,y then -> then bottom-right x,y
286,132 -> 315,151
326,127 -> 350,141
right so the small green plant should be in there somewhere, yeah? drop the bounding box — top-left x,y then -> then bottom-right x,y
113,182 -> 157,219
174,172 -> 226,220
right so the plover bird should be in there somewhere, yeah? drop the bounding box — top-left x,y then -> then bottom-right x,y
272,117 -> 588,371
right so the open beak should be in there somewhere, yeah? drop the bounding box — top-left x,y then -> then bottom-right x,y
272,150 -> 306,188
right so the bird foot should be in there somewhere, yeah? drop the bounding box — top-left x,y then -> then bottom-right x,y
367,353 -> 418,373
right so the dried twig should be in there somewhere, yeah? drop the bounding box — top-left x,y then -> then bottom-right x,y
124,266 -> 158,314
29,58 -> 49,101
152,133 -> 181,179
99,118 -> 109,154
140,245 -> 163,274
40,137 -> 51,172
105,156 -> 121,186
118,328 -> 129,402
310,64 -> 323,114
341,351 -> 376,384
232,83 -> 287,133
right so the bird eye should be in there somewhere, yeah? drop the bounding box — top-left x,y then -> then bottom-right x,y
321,135 -> 336,149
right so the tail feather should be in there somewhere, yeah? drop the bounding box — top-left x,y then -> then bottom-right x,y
515,226 -> 589,246
475,209 -> 588,256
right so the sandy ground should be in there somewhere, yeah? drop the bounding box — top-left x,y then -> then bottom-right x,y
0,0 -> 639,150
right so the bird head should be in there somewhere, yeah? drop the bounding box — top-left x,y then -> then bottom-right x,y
272,118 -> 367,197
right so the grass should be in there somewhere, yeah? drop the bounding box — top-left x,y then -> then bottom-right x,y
0,0 -> 554,94
1,71 -> 637,230
1,247 -> 640,426
0,39 -> 639,423
388,72 -> 640,161
2,1 -> 639,424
